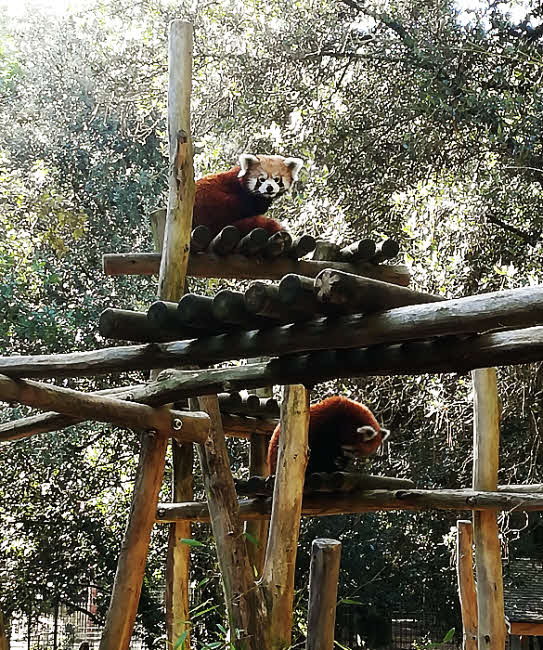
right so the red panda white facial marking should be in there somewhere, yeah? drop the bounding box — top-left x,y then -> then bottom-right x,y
238,153 -> 303,199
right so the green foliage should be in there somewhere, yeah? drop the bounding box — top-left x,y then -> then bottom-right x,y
3,0 -> 543,646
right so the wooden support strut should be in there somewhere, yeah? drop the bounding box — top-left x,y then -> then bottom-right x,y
100,19 -> 195,650
456,520 -> 478,650
471,368 -> 506,650
0,373 -> 208,443
261,384 -> 310,648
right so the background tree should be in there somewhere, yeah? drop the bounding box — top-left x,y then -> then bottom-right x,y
2,0 -> 543,646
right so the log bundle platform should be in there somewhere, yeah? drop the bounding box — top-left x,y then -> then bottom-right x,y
1,19 -> 539,650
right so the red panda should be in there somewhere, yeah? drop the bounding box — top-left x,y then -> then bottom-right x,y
267,396 -> 388,475
193,154 -> 303,236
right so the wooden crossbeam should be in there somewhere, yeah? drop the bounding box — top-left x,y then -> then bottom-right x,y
156,489 -> 543,523
0,374 -> 208,442
102,250 -> 411,285
3,288 -> 543,379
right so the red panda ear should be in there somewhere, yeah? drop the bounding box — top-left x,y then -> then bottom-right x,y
283,157 -> 303,181
238,153 -> 260,178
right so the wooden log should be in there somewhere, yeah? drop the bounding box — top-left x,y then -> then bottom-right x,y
471,368 -> 506,650
190,225 -> 213,253
312,240 -> 340,261
196,395 -> 269,647
314,270 -> 444,311
220,396 -> 280,418
156,488 -> 543,523
147,300 -> 184,328
99,308 -> 179,343
6,288 -> 543,378
101,21 -> 196,650
101,431 -> 170,649
261,385 -> 309,648
0,373 -> 208,442
177,294 -> 231,331
306,538 -> 342,650
245,281 -> 314,321
370,239 -> 400,264
166,434 -> 194,650
456,520 -> 478,650
211,290 -> 273,329
288,234 -> 316,260
498,483 -> 543,492
209,225 -> 241,256
278,274 -> 333,315
509,623 -> 543,636
337,239 -> 376,263
149,208 -> 167,251
236,228 -> 270,256
306,472 -> 415,493
222,414 -> 276,439
217,391 -> 243,411
102,251 -> 411,285
245,379 -> 273,576
265,230 -> 292,258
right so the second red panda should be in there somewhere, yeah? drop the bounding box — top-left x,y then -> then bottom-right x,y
193,153 -> 303,236
267,396 -> 388,475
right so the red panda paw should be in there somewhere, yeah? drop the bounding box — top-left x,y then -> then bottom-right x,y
232,215 -> 284,236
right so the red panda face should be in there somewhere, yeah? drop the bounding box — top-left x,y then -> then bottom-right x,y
340,424 -> 389,459
238,154 -> 303,199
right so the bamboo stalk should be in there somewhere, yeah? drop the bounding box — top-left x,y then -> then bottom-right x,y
456,520 -> 478,650
306,538 -> 342,650
471,369 -> 506,650
261,385 -> 309,648
4,288 -> 543,379
156,488 -> 543,523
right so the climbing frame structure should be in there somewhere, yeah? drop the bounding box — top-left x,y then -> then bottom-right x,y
4,18 -> 543,650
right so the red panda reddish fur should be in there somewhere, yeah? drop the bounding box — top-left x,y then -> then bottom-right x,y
193,154 -> 302,237
267,396 -> 385,476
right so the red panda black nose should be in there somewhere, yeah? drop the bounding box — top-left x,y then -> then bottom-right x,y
265,186 -> 274,194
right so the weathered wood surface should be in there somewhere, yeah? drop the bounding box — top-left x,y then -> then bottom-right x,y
0,387 -> 275,444
278,273 -> 334,315
315,270 -> 444,311
245,281 -> 312,321
0,373 -> 208,442
236,473 -> 414,496
471,368 -> 506,650
99,308 -> 180,343
6,288 -> 543,378
456,520 -> 478,650
100,431 -> 170,649
196,395 -> 269,648
261,385 -> 309,649
312,240 -> 340,261
156,488 -> 543,523
370,239 -> 400,264
102,250 -> 411,285
306,538 -> 342,650
288,234 -> 316,259
101,20 -> 195,650
245,381 -> 272,576
337,239 -> 376,263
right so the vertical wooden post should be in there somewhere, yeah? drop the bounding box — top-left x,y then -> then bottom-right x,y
100,20 -> 195,650
456,520 -> 478,650
306,538 -> 342,650
261,384 -> 310,649
246,374 -> 272,576
472,368 -> 506,650
160,21 -> 195,650
0,609 -> 9,650
196,395 -> 269,648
